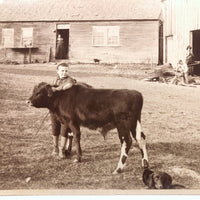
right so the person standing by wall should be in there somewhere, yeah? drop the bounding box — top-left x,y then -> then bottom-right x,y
55,34 -> 65,59
185,45 -> 195,75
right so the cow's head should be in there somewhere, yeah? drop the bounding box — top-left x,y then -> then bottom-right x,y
27,82 -> 53,108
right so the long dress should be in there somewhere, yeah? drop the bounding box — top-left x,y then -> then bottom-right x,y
56,37 -> 65,59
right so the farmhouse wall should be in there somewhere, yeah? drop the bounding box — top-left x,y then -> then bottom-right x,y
70,21 -> 159,64
0,20 -> 159,64
0,22 -> 56,63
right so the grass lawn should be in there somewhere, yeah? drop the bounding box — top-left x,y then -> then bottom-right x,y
0,63 -> 200,194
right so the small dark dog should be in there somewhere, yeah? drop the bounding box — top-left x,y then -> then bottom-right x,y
143,168 -> 172,189
143,168 -> 185,189
94,58 -> 100,64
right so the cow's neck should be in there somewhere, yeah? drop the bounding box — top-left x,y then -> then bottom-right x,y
47,95 -> 61,113
48,96 -> 69,124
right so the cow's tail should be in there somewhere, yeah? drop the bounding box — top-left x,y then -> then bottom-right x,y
135,92 -> 143,124
138,92 -> 143,122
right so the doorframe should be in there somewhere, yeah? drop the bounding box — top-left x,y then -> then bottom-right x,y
56,24 -> 70,59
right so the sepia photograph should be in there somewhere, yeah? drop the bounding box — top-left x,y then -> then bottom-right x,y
0,0 -> 200,196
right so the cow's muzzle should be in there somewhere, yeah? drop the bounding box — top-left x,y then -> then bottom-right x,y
26,99 -> 33,106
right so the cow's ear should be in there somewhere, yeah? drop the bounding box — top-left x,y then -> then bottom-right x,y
46,85 -> 53,97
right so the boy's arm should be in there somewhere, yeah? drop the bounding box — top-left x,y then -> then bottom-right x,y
52,77 -> 76,92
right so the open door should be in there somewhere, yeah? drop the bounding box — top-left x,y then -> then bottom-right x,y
192,30 -> 200,61
55,24 -> 70,59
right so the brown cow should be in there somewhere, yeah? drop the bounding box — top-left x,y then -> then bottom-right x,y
27,82 -> 148,174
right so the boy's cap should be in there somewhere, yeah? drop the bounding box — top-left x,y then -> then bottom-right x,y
57,62 -> 69,69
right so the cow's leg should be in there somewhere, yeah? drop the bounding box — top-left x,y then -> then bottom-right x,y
113,124 -> 132,174
131,120 -> 148,168
69,121 -> 82,163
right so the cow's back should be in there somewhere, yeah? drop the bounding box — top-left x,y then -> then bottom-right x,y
75,86 -> 143,110
72,86 -> 143,127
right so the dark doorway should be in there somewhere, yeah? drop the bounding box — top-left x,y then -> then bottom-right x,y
191,30 -> 200,75
192,30 -> 200,60
55,29 -> 69,59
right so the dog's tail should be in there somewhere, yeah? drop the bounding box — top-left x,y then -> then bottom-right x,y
169,184 -> 185,189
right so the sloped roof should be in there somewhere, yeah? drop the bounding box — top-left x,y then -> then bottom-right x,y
0,0 -> 162,22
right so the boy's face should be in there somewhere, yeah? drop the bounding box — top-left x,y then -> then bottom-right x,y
57,65 -> 69,79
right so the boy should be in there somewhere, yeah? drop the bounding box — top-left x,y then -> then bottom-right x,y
176,60 -> 188,84
51,62 -> 76,158
52,62 -> 76,92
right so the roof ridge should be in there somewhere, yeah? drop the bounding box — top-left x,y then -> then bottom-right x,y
0,0 -> 162,22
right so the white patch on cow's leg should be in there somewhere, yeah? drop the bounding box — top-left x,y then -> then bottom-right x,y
66,135 -> 73,153
136,121 -> 148,167
66,139 -> 70,150
113,141 -> 128,174
140,137 -> 148,167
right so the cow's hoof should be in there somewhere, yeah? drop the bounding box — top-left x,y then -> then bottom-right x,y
73,158 -> 81,163
65,150 -> 71,157
112,168 -> 122,175
142,159 -> 149,169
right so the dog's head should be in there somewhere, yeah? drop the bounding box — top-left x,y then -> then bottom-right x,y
153,171 -> 172,189
143,168 -> 155,189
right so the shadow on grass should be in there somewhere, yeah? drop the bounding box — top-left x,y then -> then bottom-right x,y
147,142 -> 200,167
1,136 -> 200,190
82,141 -> 200,172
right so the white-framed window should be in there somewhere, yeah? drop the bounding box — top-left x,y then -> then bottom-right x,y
92,26 -> 119,46
21,28 -> 33,47
2,28 -> 14,47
